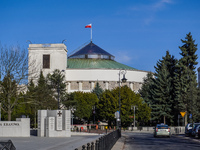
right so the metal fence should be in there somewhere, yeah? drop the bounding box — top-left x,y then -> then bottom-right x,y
0,140 -> 16,150
74,129 -> 121,150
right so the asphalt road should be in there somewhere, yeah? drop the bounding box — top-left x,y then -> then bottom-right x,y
123,132 -> 200,150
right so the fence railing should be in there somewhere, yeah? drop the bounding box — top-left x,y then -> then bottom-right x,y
0,140 -> 16,150
74,129 -> 121,150
127,126 -> 185,134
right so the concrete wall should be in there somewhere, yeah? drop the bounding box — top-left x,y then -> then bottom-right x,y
0,118 -> 30,137
127,126 -> 185,134
38,110 -> 71,137
65,69 -> 148,93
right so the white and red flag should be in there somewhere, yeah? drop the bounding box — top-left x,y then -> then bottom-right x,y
85,24 -> 92,28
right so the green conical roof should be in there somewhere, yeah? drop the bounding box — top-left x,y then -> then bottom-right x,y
67,42 -> 137,70
67,59 -> 137,70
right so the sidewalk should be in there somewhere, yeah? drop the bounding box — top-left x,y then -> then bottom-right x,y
111,135 -> 126,150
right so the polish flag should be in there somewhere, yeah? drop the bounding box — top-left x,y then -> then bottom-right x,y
85,24 -> 92,28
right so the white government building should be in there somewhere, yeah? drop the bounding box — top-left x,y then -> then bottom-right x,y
28,41 -> 149,92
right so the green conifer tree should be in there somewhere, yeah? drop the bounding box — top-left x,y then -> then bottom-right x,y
92,81 -> 103,99
175,32 -> 198,124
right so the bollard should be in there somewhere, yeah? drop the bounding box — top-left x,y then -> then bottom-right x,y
91,142 -> 94,150
76,130 -> 121,150
98,137 -> 102,150
95,140 -> 99,150
82,145 -> 86,150
87,143 -> 91,150
101,136 -> 104,150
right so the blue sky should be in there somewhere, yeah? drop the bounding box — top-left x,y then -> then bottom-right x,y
0,0 -> 200,72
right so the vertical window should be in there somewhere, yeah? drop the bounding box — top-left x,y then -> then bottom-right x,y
43,55 -> 50,68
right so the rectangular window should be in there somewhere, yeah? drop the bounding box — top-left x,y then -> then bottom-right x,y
43,55 -> 50,68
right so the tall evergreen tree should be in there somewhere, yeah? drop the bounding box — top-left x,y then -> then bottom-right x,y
92,82 -> 103,99
151,63 -> 173,124
146,51 -> 177,125
35,71 -> 57,110
139,72 -> 154,106
155,51 -> 178,125
175,32 -> 198,124
46,69 -> 66,109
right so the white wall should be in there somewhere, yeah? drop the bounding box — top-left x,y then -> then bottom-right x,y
0,118 -> 30,137
28,44 -> 67,83
65,69 -> 148,83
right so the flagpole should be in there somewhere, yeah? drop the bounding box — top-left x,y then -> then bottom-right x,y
91,24 -> 92,42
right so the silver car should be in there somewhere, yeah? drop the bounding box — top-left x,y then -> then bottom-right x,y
154,124 -> 171,138
191,124 -> 200,138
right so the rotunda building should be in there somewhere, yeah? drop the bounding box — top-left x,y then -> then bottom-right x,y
28,42 -> 149,93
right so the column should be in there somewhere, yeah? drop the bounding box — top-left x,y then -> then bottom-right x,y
67,82 -> 71,93
105,81 -> 109,90
129,82 -> 133,91
78,81 -> 82,91
90,81 -> 95,91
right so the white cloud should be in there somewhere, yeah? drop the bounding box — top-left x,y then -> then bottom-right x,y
115,51 -> 134,64
152,0 -> 173,11
130,0 -> 173,12
129,0 -> 174,25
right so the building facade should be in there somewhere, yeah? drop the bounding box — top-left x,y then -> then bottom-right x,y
28,42 -> 149,93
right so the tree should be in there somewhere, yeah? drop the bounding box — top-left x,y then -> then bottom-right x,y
0,45 -> 30,121
35,71 -> 57,110
92,82 -> 103,99
175,32 -> 198,124
152,51 -> 177,125
151,63 -> 173,124
139,72 -> 154,106
140,51 -> 177,125
96,89 -> 118,126
97,86 -> 151,127
69,91 -> 98,123
46,69 -> 66,109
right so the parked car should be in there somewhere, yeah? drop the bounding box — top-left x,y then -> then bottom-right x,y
191,123 -> 200,137
154,124 -> 171,138
193,125 -> 200,138
185,123 -> 193,136
198,128 -> 200,138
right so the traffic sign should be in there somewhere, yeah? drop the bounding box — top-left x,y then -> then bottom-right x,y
129,116 -> 134,118
189,114 -> 192,119
180,112 -> 186,117
115,111 -> 119,119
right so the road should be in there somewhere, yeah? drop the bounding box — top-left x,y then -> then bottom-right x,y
123,132 -> 200,150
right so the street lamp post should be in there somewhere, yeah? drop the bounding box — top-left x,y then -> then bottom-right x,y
0,103 -> 1,121
133,106 -> 136,128
131,105 -> 137,129
118,70 -> 127,130
70,106 -> 76,131
92,106 -> 95,124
